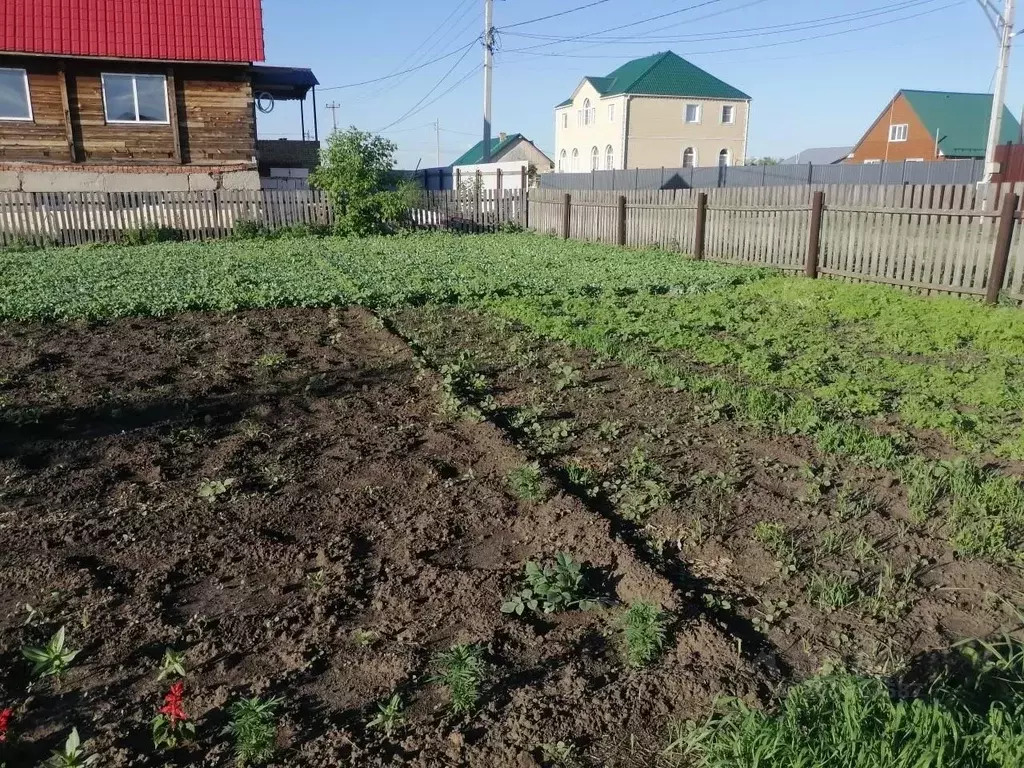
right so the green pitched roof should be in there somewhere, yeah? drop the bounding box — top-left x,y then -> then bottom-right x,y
451,133 -> 524,166
556,51 -> 749,107
902,90 -> 1020,157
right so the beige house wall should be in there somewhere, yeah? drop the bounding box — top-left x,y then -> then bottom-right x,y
625,96 -> 749,169
498,139 -> 555,169
554,81 -> 628,171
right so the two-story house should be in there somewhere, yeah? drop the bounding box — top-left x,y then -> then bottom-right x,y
554,51 -> 750,172
845,89 -> 1020,164
0,0 -> 319,192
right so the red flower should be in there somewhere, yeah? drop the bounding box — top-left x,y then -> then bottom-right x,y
0,707 -> 12,743
158,683 -> 189,725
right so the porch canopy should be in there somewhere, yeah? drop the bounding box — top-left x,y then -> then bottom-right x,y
251,65 -> 320,139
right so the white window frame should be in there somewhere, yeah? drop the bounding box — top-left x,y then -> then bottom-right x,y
0,67 -> 33,122
605,144 -> 614,170
682,146 -> 697,168
718,148 -> 730,167
590,146 -> 600,171
863,159 -> 881,164
558,150 -> 566,172
102,73 -> 170,125
721,104 -> 735,124
571,148 -> 579,171
608,103 -> 615,122
561,112 -> 567,129
906,158 -> 925,162
684,104 -> 701,124
888,123 -> 908,143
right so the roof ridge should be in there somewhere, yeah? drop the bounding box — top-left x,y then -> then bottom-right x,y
617,50 -> 671,92
900,88 -> 997,97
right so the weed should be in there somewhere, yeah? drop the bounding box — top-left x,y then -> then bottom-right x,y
564,460 -> 599,495
502,553 -> 600,615
751,599 -> 791,634
597,420 -> 624,441
852,534 -> 878,564
44,728 -> 98,768
621,601 -> 669,668
808,573 -> 859,612
224,696 -> 282,766
901,458 -> 941,523
613,478 -> 671,524
305,569 -> 327,592
22,626 -> 79,682
254,352 -> 287,369
834,487 -> 874,522
507,463 -> 546,501
549,360 -> 583,391
367,694 -> 405,737
198,477 -> 235,503
431,644 -> 486,715
158,649 -> 186,681
813,528 -> 850,564
540,741 -> 581,767
752,521 -> 799,577
352,629 -> 378,647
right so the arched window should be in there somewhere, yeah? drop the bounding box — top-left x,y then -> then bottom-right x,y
571,148 -> 579,171
583,98 -> 591,126
558,150 -> 566,172
719,149 -> 730,167
605,144 -> 614,170
682,147 -> 696,168
590,146 -> 600,171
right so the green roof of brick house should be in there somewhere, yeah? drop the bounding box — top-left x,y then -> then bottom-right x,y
555,51 -> 750,107
451,133 -> 524,166
900,90 -> 1020,157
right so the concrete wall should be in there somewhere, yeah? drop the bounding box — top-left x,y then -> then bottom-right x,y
0,165 -> 260,192
625,96 -> 748,170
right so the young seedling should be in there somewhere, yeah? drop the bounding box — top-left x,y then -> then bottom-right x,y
254,352 -> 287,369
152,682 -> 196,750
507,463 -> 546,502
22,626 -> 79,682
501,553 -> 599,615
198,478 -> 235,503
157,649 -> 186,681
431,644 -> 486,715
224,696 -> 283,766
549,361 -> 582,391
808,573 -> 859,613
44,728 -> 98,768
621,601 -> 668,668
367,694 -> 405,736
752,521 -> 799,577
540,740 -> 582,767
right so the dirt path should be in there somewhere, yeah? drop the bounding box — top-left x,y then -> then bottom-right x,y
0,308 -> 755,767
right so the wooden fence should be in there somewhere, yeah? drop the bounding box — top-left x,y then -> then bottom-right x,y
0,189 -> 334,246
528,185 -> 1024,303
408,188 -> 526,232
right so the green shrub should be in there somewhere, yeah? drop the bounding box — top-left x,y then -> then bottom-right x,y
123,226 -> 183,246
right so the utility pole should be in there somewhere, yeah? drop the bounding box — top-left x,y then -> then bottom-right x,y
325,101 -> 341,133
435,119 -> 441,167
482,0 -> 495,163
978,0 -> 1016,181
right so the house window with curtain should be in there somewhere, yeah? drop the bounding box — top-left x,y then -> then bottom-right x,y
682,147 -> 696,168
719,149 -> 730,167
571,148 -> 579,171
605,144 -> 614,170
721,105 -> 735,124
590,146 -> 599,171
583,98 -> 595,126
0,68 -> 32,121
558,150 -> 567,172
684,104 -> 701,124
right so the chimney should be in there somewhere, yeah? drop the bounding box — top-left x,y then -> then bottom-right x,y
499,132 -> 507,142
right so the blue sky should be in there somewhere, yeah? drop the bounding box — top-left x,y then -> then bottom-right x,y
257,0 -> 1020,167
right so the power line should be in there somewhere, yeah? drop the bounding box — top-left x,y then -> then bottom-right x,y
374,43 -> 479,132
319,41 -> 478,91
502,1 -> 963,58
388,0 -> 476,75
375,67 -> 482,133
501,0 -> 615,30
503,0 -> 943,44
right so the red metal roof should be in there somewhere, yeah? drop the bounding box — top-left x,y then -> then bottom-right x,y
2,0 -> 265,63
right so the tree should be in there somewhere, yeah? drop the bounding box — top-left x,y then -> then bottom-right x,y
747,156 -> 784,166
310,128 -> 416,236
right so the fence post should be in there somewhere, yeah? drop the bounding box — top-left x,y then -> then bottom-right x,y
521,169 -> 529,228
521,166 -> 527,192
807,162 -> 813,185
617,195 -> 627,246
496,167 -> 503,194
694,192 -> 708,259
805,190 -> 825,278
563,193 -> 571,239
987,191 -> 1018,304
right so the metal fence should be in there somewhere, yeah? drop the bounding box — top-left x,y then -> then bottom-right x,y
539,158 -> 985,191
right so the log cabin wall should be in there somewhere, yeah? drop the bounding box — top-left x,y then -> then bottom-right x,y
0,55 -> 256,166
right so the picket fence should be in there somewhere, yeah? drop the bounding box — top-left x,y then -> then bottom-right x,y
0,189 -> 334,246
408,188 -> 527,231
528,185 -> 1024,302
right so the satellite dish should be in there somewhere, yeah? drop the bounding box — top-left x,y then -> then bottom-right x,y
256,92 -> 275,114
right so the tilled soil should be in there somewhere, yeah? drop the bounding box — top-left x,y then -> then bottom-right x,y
390,305 -> 1024,684
0,308 -> 758,767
